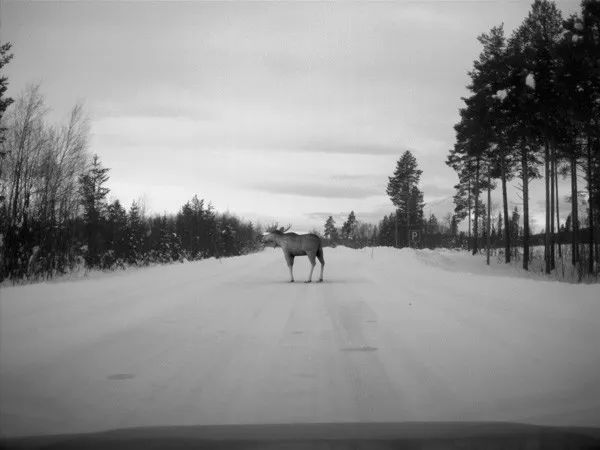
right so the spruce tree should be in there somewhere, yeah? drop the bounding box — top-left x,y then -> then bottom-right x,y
341,211 -> 357,240
0,42 -> 13,149
0,42 -> 13,278
78,154 -> 110,268
511,206 -> 521,243
127,201 -> 146,265
324,216 -> 337,242
106,200 -> 128,266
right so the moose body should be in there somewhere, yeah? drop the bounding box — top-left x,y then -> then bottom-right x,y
263,230 -> 325,283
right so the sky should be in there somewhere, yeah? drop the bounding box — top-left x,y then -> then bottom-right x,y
1,0 -> 583,232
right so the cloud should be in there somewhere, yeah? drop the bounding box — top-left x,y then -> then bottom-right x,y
91,113 -> 410,156
293,139 -> 405,155
330,174 -> 384,181
249,181 -> 381,199
94,86 -> 217,121
91,116 -> 203,148
421,183 -> 455,199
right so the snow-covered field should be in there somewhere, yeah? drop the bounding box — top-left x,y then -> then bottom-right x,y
1,246 -> 599,438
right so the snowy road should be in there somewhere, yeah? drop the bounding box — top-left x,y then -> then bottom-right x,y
1,247 -> 599,437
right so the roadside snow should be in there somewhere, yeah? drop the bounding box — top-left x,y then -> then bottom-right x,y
1,246 -> 599,437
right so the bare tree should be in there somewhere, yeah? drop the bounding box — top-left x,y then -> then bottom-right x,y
1,85 -> 48,278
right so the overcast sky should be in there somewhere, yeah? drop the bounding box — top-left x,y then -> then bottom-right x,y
1,0 -> 582,232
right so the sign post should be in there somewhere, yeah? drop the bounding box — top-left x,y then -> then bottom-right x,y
410,230 -> 421,248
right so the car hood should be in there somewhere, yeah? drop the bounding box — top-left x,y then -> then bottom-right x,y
2,421 -> 600,450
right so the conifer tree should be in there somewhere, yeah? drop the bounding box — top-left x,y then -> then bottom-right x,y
557,1 -> 600,272
427,214 -> 439,234
0,43 -> 14,279
0,42 -> 14,166
469,24 -> 516,263
127,201 -> 146,265
78,154 -> 110,267
514,0 -> 563,272
324,216 -> 338,242
511,206 -> 521,243
497,212 -> 503,241
106,199 -> 128,265
341,211 -> 357,240
387,151 -> 423,247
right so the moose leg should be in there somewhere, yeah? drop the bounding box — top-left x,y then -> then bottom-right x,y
317,248 -> 325,282
285,253 -> 295,282
306,252 -> 316,283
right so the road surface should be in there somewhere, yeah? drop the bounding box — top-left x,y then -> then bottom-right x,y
1,246 -> 599,437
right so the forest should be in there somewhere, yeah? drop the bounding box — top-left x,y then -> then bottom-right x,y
0,83 -> 260,282
1,0 -> 598,283
446,0 -> 599,278
320,0 -> 600,281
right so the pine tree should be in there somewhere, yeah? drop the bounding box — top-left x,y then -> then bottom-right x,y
477,25 -> 518,263
469,23 -> 517,261
387,151 -> 423,247
451,98 -> 494,255
499,17 -> 544,269
557,1 -> 600,273
451,177 -> 473,247
497,212 -> 503,241
515,0 -> 564,272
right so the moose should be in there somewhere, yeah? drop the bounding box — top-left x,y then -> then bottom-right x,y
262,227 -> 325,283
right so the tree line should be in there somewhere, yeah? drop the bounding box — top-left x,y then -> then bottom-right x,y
320,150 -> 460,249
322,211 -> 378,248
447,0 -> 599,275
0,82 -> 260,282
320,150 -> 441,249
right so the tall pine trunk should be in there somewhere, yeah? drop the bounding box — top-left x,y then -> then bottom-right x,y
521,144 -> 530,270
395,211 -> 398,248
472,158 -> 480,255
571,154 -> 580,265
501,158 -> 510,263
486,171 -> 491,265
586,135 -> 594,274
555,155 -> 562,259
550,145 -> 556,270
406,195 -> 410,248
544,141 -> 551,274
467,177 -> 472,252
